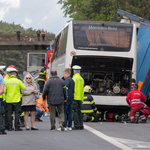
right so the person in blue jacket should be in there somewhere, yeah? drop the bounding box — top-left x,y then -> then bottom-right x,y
63,68 -> 74,131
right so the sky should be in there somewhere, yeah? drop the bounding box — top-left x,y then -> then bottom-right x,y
0,0 -> 70,34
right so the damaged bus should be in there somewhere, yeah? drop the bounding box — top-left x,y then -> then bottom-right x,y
50,21 -> 137,112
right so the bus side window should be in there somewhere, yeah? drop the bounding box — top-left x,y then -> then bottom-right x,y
53,34 -> 61,61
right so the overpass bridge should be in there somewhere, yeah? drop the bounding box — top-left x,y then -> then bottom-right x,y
0,34 -> 54,50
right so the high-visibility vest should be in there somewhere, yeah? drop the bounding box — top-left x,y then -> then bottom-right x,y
72,73 -> 84,101
36,95 -> 49,112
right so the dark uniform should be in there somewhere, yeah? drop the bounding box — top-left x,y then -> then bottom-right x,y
38,67 -> 46,94
99,111 -> 124,122
0,95 -> 6,133
81,93 -> 98,122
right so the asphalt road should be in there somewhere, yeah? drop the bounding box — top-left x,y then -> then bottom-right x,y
1,116 -> 150,150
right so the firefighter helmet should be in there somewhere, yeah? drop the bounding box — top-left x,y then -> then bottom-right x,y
84,85 -> 92,93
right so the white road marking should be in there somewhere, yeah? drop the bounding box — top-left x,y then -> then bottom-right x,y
113,137 -> 150,149
84,124 -> 134,150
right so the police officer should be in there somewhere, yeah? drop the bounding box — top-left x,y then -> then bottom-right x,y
0,66 -> 7,134
38,66 -> 46,94
72,65 -> 84,130
5,70 -> 25,131
4,65 -> 18,130
81,85 -> 98,122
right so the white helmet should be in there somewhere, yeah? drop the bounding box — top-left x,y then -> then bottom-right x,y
0,66 -> 6,72
84,85 -> 92,93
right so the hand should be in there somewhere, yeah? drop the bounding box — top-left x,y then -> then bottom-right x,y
31,89 -> 34,93
47,110 -> 49,114
64,100 -> 67,102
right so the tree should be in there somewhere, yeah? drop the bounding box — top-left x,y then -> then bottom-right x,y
57,0 -> 150,22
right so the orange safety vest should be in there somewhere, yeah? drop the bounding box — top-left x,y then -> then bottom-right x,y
36,95 -> 49,112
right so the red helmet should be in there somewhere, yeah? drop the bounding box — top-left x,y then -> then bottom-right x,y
6,65 -> 18,72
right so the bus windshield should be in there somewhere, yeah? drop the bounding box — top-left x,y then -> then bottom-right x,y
73,21 -> 133,52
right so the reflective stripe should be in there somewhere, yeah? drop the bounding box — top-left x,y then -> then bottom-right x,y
81,109 -> 94,113
37,102 -> 42,106
104,111 -> 107,120
115,115 -> 118,120
20,112 -> 24,117
132,102 -> 142,104
82,101 -> 91,104
90,116 -> 94,121
36,102 -> 46,108
39,72 -> 45,75
94,107 -> 97,111
131,99 -> 140,102
82,100 -> 95,105
84,96 -> 87,99
91,100 -> 94,104
38,79 -> 45,81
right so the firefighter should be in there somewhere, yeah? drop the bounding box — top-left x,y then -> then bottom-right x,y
5,70 -> 25,131
0,66 -> 7,134
81,85 -> 98,122
98,111 -> 125,122
38,66 -> 46,94
126,84 -> 146,122
35,95 -> 49,122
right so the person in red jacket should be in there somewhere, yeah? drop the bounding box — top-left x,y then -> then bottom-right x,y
126,84 -> 146,122
139,103 -> 150,123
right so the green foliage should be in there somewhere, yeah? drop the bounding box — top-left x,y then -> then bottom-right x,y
0,21 -> 50,74
0,50 -> 47,74
57,0 -> 150,22
0,20 -> 53,35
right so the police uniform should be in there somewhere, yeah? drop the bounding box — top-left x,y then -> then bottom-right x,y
5,75 -> 25,130
38,67 -> 46,94
72,65 -> 84,129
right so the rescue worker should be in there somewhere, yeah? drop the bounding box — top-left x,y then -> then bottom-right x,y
38,66 -> 46,94
35,95 -> 49,122
0,66 -> 7,134
126,84 -> 146,122
98,111 -> 125,122
72,65 -> 84,130
139,103 -> 150,123
5,70 -> 25,131
81,85 -> 98,122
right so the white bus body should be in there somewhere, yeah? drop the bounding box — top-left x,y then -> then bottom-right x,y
50,21 -> 137,109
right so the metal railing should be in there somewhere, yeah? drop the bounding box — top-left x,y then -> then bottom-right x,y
0,34 -> 55,42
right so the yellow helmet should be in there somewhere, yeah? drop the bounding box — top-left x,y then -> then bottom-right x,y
84,85 -> 92,93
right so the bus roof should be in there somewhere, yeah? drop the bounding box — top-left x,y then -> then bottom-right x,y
55,21 -> 72,37
55,20 -> 133,37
